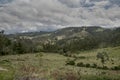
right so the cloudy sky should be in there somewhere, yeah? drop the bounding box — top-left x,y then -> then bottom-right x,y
0,0 -> 120,33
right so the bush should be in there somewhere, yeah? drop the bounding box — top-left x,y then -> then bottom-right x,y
96,66 -> 109,70
63,53 -> 70,57
77,62 -> 84,67
91,63 -> 97,68
111,65 -> 120,70
85,63 -> 91,67
77,62 -> 92,68
78,56 -> 86,59
96,66 -> 103,69
66,59 -> 75,66
102,66 -> 109,70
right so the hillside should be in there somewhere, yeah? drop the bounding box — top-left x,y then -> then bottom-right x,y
6,26 -> 120,53
0,26 -> 120,80
8,26 -> 112,42
0,47 -> 120,80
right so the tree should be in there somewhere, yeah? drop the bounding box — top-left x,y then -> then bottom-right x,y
0,31 -> 12,55
12,40 -> 25,54
0,30 -> 4,34
96,51 -> 109,66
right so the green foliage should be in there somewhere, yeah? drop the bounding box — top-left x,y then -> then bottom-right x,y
0,48 -> 120,80
42,43 -> 59,53
12,40 -> 25,54
35,52 -> 43,58
42,36 -> 100,53
76,62 -> 109,70
1,27 -> 120,56
0,32 -> 12,55
78,56 -> 86,59
96,51 -> 109,66
0,31 -> 38,55
102,66 -> 109,70
0,72 -> 14,80
76,62 -> 84,67
86,63 -> 91,67
1,27 -> 119,55
91,63 -> 97,68
65,58 -> 75,66
111,65 -> 120,70
11,38 -> 37,54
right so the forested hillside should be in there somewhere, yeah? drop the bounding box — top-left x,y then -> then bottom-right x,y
1,26 -> 120,55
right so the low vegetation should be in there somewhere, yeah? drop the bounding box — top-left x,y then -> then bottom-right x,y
0,47 -> 120,80
0,27 -> 120,80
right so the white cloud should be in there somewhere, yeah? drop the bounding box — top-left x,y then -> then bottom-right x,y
0,0 -> 120,33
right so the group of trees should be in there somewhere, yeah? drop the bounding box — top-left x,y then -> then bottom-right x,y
110,28 -> 120,46
0,31 -> 37,56
42,36 -> 101,53
0,31 -> 11,55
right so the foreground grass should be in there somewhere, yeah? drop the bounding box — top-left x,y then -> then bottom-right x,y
0,47 -> 120,80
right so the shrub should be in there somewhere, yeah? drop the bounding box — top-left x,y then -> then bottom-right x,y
0,59 -> 11,64
101,72 -> 107,75
77,62 -> 84,67
96,51 -> 109,67
66,59 -> 75,66
111,65 -> 120,70
96,66 -> 109,70
102,66 -> 109,70
91,63 -> 97,68
35,53 -> 43,58
85,63 -> 91,67
78,56 -> 86,59
97,66 -> 103,69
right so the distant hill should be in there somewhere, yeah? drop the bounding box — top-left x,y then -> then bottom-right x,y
7,26 -> 118,42
7,26 -> 120,52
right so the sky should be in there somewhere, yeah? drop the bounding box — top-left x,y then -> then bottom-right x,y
0,0 -> 120,34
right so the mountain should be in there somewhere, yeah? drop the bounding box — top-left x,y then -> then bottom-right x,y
3,26 -> 120,53
32,27 -> 112,43
0,26 -> 120,54
8,26 -> 114,43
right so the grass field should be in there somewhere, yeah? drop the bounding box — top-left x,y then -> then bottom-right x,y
0,46 -> 120,80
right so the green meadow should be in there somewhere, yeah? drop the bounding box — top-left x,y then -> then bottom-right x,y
0,46 -> 120,80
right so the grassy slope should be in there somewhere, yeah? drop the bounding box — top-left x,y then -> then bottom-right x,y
0,46 -> 120,80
